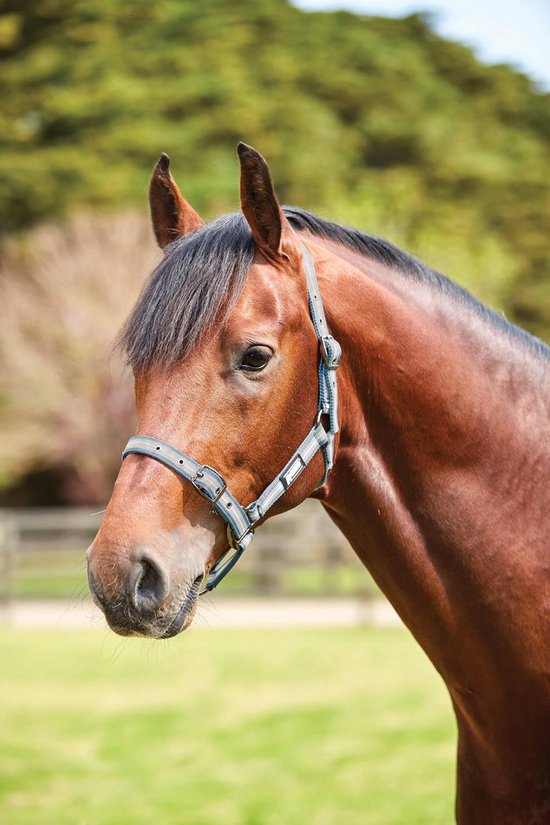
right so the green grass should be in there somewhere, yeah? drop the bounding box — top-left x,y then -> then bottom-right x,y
0,627 -> 456,825
12,572 -> 87,599
12,550 -> 88,600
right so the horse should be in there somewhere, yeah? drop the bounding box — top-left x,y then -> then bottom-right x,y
87,143 -> 550,824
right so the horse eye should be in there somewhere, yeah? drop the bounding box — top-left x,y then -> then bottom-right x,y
240,347 -> 272,371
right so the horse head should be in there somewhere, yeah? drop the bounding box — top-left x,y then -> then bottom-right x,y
87,145 -> 339,637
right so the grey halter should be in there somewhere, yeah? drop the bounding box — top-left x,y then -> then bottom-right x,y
122,242 -> 341,593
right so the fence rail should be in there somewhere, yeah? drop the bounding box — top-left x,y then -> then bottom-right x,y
0,502 -> 377,606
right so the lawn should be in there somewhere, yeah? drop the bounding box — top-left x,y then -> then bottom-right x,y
0,627 -> 456,825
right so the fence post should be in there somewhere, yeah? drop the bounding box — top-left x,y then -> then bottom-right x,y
0,511 -> 17,624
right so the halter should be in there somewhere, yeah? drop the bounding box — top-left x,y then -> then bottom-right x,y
122,242 -> 341,593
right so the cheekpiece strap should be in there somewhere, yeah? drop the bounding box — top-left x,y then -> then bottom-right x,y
300,241 -> 341,481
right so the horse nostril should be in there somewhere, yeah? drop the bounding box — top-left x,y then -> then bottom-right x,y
130,557 -> 168,614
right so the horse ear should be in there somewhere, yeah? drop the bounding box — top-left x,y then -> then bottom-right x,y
149,153 -> 205,248
238,143 -> 297,261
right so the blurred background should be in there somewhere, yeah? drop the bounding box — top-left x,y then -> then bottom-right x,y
0,1 -> 548,823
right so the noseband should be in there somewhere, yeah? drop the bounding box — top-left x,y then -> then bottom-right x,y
122,242 -> 341,593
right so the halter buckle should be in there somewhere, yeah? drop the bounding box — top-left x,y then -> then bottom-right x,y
320,335 -> 341,370
227,521 -> 255,549
192,465 -> 227,503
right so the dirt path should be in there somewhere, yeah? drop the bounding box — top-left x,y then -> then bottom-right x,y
1,596 -> 401,630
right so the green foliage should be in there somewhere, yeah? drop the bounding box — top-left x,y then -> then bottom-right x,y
0,627 -> 455,824
1,0 -> 549,338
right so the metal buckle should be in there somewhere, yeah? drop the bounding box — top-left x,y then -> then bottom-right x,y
192,465 -> 227,503
320,335 -> 342,370
228,521 -> 255,547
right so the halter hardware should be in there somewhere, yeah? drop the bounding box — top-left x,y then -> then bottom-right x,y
320,335 -> 342,370
122,241 -> 341,593
191,465 -> 227,503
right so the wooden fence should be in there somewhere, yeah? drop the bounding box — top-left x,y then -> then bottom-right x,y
0,501 -> 377,607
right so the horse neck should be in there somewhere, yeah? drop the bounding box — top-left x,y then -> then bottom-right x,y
312,236 -> 549,704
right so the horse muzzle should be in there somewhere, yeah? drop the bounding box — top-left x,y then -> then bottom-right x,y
86,534 -> 207,638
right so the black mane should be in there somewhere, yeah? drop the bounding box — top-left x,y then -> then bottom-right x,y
121,207 -> 549,371
285,207 -> 549,361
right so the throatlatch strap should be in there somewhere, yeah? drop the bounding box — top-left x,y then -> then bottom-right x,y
121,240 -> 341,592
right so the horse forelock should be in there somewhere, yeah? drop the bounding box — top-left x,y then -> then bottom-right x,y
120,213 -> 255,372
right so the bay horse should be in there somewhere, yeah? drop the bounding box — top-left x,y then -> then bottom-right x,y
87,144 -> 550,823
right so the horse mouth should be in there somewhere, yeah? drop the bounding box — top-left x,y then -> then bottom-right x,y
102,573 -> 203,639
159,574 -> 203,638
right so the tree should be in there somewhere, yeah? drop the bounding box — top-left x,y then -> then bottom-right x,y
1,0 -> 549,501
0,211 -> 157,503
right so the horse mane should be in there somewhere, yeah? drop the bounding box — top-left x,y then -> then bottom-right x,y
285,207 -> 550,362
120,207 -> 549,372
